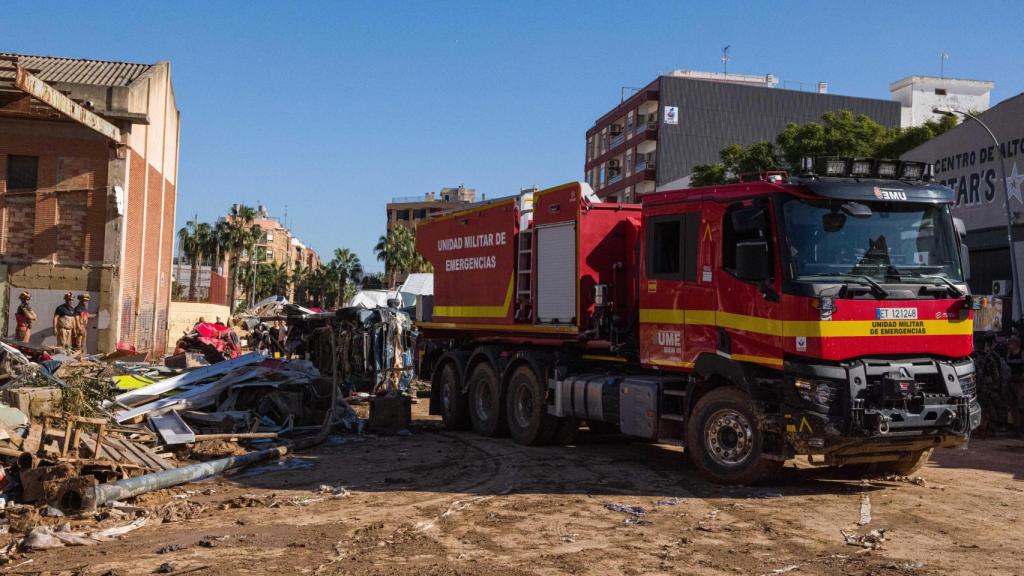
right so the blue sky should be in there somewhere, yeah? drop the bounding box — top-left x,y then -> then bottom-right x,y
6,1 -> 1023,271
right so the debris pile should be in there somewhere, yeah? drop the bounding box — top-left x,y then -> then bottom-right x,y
0,335 -> 364,563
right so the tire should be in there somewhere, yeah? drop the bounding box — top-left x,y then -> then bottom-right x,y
468,361 -> 506,437
506,364 -> 556,445
437,362 -> 469,430
686,387 -> 781,485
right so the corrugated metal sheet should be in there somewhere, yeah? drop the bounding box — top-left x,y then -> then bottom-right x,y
656,77 -> 903,186
0,53 -> 153,87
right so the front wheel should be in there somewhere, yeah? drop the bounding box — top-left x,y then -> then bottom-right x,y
686,387 -> 781,485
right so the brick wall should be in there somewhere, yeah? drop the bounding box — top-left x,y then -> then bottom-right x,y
120,150 -> 146,345
0,123 -> 108,266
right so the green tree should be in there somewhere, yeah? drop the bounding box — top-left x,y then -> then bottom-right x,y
375,226 -> 431,287
221,204 -> 258,311
330,248 -> 363,307
690,110 -> 958,187
176,216 -> 214,301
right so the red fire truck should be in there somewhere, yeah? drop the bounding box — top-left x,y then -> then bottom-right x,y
415,159 -> 979,484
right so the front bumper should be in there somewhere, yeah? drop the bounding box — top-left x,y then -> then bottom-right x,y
771,356 -> 978,459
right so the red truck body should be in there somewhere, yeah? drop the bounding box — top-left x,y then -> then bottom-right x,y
416,171 -> 979,484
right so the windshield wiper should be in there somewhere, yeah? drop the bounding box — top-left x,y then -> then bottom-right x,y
799,273 -> 889,298
897,272 -> 965,297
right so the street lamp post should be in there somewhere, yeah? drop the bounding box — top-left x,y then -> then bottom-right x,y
934,106 -> 1024,323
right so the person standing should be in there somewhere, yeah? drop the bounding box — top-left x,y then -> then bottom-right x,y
53,292 -> 77,350
14,291 -> 37,343
72,294 -> 91,351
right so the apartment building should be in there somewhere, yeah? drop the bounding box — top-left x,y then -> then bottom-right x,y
386,185 -> 476,230
584,70 -> 901,201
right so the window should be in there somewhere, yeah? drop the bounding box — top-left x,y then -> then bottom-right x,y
647,213 -> 699,280
7,155 -> 38,190
413,208 -> 427,219
396,210 -> 410,221
264,231 -> 274,242
934,88 -> 947,96
722,203 -> 773,278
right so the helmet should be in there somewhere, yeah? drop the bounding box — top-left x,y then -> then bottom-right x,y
78,293 -> 91,302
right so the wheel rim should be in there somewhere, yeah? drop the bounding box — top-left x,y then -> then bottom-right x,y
704,408 -> 754,466
475,378 -> 492,423
441,370 -> 452,415
513,382 -> 533,429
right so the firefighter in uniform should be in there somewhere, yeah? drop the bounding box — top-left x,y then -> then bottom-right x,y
53,292 -> 77,350
72,293 -> 91,351
14,291 -> 37,343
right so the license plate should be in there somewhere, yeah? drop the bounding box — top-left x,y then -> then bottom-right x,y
876,307 -> 918,320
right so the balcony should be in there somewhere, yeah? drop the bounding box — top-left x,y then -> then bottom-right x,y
635,160 -> 656,173
635,121 -> 657,135
607,173 -> 624,185
609,133 -> 625,149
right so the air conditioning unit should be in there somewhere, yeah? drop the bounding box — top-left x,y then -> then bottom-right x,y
610,124 -> 623,135
993,280 -> 1010,296
608,159 -> 621,168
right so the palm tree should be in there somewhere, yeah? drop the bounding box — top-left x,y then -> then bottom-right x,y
177,216 -> 213,301
331,248 -> 363,307
222,204 -> 258,311
291,264 -> 309,305
375,226 -> 430,287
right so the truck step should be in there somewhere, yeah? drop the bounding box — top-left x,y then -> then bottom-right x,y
662,389 -> 687,398
660,414 -> 686,422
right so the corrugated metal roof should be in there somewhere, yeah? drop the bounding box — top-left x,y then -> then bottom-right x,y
0,53 -> 154,87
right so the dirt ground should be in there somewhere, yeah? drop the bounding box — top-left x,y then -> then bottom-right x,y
7,402 -> 1024,576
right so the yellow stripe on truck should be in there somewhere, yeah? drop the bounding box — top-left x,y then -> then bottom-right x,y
434,276 -> 514,318
640,308 -> 972,337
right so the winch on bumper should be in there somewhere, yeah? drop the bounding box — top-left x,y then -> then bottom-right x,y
765,357 -> 980,462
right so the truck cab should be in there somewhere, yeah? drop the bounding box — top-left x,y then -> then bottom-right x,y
639,158 -> 979,482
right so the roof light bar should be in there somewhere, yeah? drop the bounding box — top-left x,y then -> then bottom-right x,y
804,157 -> 935,181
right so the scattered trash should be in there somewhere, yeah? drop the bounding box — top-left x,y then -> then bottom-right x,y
841,527 -> 889,549
605,503 -> 650,525
881,474 -> 928,486
858,493 -> 871,526
654,498 -> 683,506
157,543 -> 188,554
764,565 -> 800,575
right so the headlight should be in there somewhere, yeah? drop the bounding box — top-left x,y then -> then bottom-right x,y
958,372 -> 976,399
794,378 -> 839,406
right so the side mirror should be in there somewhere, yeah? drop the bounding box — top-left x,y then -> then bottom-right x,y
731,207 -> 766,233
735,240 -> 771,281
953,217 -> 967,239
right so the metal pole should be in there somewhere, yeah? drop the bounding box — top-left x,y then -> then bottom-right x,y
956,109 -> 1024,322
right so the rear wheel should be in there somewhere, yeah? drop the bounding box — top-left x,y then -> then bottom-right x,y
468,362 -> 506,437
437,362 -> 469,430
506,364 -> 558,445
686,387 -> 781,485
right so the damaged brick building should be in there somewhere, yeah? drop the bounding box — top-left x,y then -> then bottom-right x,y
0,53 -> 180,354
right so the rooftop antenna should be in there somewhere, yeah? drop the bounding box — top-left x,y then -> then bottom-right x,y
721,45 -> 731,75
940,51 -> 949,78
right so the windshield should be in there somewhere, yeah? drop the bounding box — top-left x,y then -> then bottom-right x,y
780,196 -> 963,282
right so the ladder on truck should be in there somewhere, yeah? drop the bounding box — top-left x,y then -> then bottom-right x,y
516,230 -> 532,320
